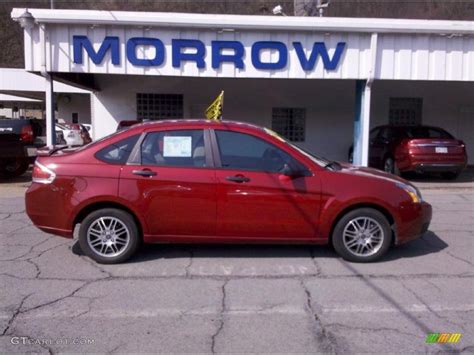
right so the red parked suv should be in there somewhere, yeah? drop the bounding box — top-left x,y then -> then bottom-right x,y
349,125 -> 467,179
26,120 -> 432,264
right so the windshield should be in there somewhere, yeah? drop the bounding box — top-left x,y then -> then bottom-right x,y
263,127 -> 329,167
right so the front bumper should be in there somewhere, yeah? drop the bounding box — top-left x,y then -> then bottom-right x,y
396,201 -> 432,244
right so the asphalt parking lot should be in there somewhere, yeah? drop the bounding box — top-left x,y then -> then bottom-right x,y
0,170 -> 473,353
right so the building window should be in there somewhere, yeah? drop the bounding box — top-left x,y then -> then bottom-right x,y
389,98 -> 422,126
136,93 -> 183,120
271,107 -> 306,142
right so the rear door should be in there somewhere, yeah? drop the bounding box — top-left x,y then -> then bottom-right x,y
119,128 -> 217,238
212,129 -> 322,240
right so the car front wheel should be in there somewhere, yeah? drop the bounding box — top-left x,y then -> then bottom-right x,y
332,208 -> 392,262
79,208 -> 140,264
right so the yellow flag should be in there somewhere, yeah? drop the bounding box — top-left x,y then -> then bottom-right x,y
205,91 -> 224,120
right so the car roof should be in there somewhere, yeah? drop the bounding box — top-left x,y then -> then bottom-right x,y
127,119 -> 265,132
373,125 -> 444,130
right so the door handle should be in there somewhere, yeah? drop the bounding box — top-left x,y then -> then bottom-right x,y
132,169 -> 157,177
225,175 -> 250,183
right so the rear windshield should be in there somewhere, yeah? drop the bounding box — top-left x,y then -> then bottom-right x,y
405,127 -> 453,139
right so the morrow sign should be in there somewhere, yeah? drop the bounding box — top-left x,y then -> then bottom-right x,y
73,36 -> 346,71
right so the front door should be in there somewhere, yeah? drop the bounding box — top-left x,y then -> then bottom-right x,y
212,129 -> 321,240
119,128 -> 216,237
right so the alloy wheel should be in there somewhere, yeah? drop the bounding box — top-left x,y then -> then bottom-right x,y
87,216 -> 130,258
342,217 -> 384,257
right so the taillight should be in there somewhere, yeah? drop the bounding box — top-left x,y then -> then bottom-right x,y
20,124 -> 34,143
32,161 -> 56,184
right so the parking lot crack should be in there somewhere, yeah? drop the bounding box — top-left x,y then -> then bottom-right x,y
300,279 -> 338,353
400,280 -> 466,331
79,255 -> 113,278
445,251 -> 473,267
17,280 -> 94,319
309,248 -> 322,276
1,293 -> 32,336
210,279 -> 228,354
185,249 -> 194,278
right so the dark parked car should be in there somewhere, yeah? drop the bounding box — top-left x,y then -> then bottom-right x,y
0,118 -> 46,177
349,125 -> 467,179
26,120 -> 431,264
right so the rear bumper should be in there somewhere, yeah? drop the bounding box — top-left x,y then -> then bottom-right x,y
25,182 -> 74,238
396,201 -> 432,244
411,163 -> 466,173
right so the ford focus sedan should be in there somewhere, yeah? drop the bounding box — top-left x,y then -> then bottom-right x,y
25,120 -> 432,264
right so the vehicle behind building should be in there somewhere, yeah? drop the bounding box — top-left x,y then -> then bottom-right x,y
349,125 -> 467,179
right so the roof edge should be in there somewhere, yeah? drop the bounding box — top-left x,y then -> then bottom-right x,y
11,8 -> 474,35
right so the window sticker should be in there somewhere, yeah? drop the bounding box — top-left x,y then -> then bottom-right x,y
163,136 -> 192,157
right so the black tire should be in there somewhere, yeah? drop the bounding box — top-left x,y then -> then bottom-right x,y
332,208 -> 392,263
441,172 -> 460,180
79,208 -> 140,264
383,156 -> 400,176
1,158 -> 29,178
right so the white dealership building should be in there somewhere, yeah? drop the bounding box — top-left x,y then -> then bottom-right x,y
9,8 -> 474,165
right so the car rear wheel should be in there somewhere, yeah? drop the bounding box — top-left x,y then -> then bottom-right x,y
0,158 -> 29,178
79,208 -> 140,264
383,157 -> 400,176
332,208 -> 392,262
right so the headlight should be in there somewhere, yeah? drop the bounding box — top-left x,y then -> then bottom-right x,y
396,182 -> 422,203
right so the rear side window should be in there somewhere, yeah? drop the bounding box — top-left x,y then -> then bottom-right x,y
95,135 -> 139,164
141,129 -> 207,168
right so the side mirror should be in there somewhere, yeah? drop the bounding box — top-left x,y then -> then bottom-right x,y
281,164 -> 294,177
280,164 -> 306,181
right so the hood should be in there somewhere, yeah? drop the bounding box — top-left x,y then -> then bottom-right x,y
337,162 -> 410,185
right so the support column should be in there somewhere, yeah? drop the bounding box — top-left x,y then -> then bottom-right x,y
353,33 -> 377,167
353,80 -> 372,166
45,73 -> 55,146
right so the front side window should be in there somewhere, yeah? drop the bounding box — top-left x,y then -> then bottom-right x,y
141,129 -> 207,168
215,130 -> 305,173
95,134 -> 139,164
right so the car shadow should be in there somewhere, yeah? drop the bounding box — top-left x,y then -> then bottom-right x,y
71,230 -> 448,264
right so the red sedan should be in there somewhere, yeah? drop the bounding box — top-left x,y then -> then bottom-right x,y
25,120 -> 432,264
349,125 -> 467,179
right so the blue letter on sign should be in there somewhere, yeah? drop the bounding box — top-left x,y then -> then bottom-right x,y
293,42 -> 346,71
172,39 -> 205,69
73,36 -> 120,65
211,41 -> 244,69
127,37 -> 165,66
251,41 -> 287,70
